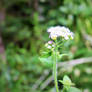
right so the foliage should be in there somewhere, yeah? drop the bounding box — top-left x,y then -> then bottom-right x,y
0,0 -> 92,92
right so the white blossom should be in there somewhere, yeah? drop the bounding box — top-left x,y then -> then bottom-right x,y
47,26 -> 74,40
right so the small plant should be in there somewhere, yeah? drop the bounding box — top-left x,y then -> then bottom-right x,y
59,75 -> 82,92
40,26 -> 82,92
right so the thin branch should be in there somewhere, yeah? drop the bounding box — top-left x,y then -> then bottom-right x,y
32,70 -> 50,90
58,57 -> 92,68
40,75 -> 53,90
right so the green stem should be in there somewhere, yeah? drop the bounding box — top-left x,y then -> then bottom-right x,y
53,40 -> 59,92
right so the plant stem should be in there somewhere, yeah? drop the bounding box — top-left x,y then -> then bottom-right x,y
53,40 -> 59,92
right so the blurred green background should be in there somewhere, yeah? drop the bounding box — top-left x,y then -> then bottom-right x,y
0,0 -> 92,92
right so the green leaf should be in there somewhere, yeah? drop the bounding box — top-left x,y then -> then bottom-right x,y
68,87 -> 82,92
39,56 -> 53,67
63,75 -> 72,83
59,75 -> 75,90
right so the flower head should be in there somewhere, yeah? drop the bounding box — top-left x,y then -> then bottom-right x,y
47,26 -> 74,40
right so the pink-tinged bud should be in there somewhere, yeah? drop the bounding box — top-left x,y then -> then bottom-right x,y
48,41 -> 53,44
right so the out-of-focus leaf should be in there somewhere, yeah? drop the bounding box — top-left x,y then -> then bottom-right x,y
68,87 -> 82,92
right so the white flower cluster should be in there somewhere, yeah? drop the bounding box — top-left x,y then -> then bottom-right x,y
47,26 -> 74,40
